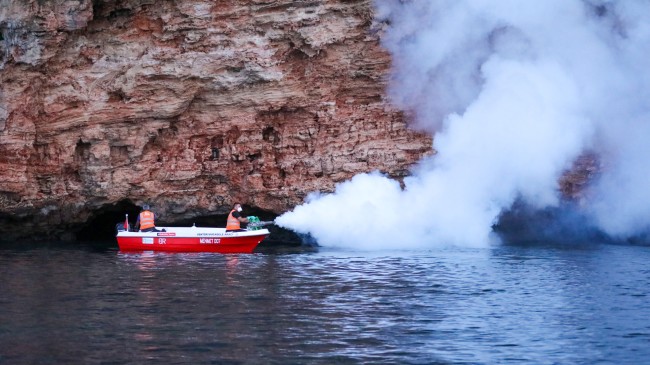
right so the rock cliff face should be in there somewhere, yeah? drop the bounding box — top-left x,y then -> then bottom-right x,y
0,0 -> 433,240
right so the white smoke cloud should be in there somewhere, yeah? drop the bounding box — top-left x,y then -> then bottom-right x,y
276,0 -> 650,248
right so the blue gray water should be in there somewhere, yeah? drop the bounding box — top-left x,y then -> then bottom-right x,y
1,242 -> 649,364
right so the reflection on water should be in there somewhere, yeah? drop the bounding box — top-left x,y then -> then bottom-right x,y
1,243 -> 650,364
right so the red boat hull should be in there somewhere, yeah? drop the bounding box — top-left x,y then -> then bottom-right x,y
117,229 -> 269,253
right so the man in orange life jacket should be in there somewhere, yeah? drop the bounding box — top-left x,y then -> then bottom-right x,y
135,204 -> 161,232
226,203 -> 249,232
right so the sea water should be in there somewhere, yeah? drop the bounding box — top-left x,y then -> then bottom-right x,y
1,241 -> 649,364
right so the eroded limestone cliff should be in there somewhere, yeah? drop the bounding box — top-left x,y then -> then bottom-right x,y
0,0 -> 433,240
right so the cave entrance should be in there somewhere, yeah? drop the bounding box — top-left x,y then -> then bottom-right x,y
76,200 -> 141,242
75,201 -> 308,247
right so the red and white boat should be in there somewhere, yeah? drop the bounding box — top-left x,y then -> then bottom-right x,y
116,226 -> 270,253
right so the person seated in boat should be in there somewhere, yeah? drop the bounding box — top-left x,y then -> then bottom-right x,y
136,204 -> 161,232
226,203 -> 249,232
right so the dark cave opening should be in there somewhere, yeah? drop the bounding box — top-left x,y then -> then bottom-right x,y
75,199 -> 141,242
75,201 -> 306,246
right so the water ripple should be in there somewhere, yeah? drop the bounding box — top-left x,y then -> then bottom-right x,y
0,244 -> 649,364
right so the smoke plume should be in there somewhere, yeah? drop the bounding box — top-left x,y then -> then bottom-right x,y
276,0 -> 650,248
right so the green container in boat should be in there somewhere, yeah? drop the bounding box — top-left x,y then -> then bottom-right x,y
247,216 -> 261,230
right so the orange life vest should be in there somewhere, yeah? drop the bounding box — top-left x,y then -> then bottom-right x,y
226,209 -> 240,230
139,211 -> 155,230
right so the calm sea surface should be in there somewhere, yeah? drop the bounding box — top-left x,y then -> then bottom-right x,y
1,241 -> 649,364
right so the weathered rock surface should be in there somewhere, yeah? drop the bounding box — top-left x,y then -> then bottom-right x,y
0,0 -> 433,240
558,153 -> 600,203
